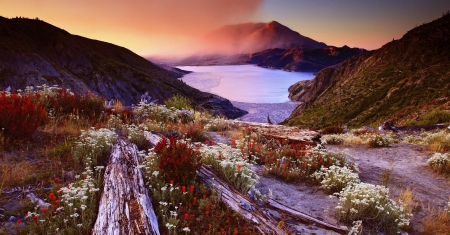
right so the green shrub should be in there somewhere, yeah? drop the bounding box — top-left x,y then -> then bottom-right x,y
165,94 -> 191,110
419,110 -> 450,125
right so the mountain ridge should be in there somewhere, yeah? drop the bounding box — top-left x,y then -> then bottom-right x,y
285,13 -> 450,128
199,21 -> 327,55
0,16 -> 247,118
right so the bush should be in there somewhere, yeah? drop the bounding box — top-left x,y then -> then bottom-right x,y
419,110 -> 450,125
312,165 -> 360,194
427,152 -> 450,174
367,135 -> 391,148
165,94 -> 191,110
154,137 -> 202,185
0,92 -> 48,143
334,183 -> 412,234
321,134 -> 344,145
321,126 -> 344,135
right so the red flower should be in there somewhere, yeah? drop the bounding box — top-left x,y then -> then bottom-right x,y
170,180 -> 174,185
237,164 -> 242,171
205,140 -> 209,145
193,197 -> 197,203
42,208 -> 48,213
16,219 -> 21,224
211,141 -> 215,145
184,213 -> 189,220
233,229 -> 239,235
186,223 -> 189,227
182,186 -> 187,193
190,185 -> 195,192
218,154 -> 222,160
54,177 -> 60,183
205,210 -> 210,215
49,192 -> 57,201
32,215 -> 38,221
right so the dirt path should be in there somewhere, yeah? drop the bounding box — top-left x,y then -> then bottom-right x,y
327,143 -> 450,234
254,165 -> 343,235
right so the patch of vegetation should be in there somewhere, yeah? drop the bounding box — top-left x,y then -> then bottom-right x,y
164,94 -> 192,110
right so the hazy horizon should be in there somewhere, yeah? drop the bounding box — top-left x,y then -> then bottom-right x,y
1,0 -> 449,57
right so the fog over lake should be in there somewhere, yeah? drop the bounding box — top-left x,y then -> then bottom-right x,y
177,65 -> 314,103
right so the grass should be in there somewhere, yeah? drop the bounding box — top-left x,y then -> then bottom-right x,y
423,203 -> 450,235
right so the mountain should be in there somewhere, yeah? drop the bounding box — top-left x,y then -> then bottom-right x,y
202,21 -> 327,55
285,13 -> 450,128
0,17 -> 246,118
246,46 -> 366,72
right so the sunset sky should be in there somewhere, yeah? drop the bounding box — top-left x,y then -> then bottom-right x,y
1,0 -> 449,56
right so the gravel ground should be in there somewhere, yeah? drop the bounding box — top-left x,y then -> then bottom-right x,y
231,101 -> 299,124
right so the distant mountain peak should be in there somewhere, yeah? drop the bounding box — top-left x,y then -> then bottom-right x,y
202,20 -> 327,54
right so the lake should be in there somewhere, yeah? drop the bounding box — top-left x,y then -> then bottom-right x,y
177,65 -> 314,103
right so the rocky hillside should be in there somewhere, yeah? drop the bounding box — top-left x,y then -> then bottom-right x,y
285,14 -> 450,128
0,17 -> 246,118
246,46 -> 366,72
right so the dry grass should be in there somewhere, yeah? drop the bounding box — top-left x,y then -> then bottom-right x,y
423,206 -> 450,235
0,159 -> 34,187
42,116 -> 91,137
224,129 -> 243,141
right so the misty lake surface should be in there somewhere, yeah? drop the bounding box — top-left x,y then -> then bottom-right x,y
177,65 -> 314,103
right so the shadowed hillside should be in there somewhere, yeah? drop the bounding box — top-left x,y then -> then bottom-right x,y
0,17 -> 246,118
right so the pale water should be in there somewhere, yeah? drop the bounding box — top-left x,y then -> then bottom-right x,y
177,65 -> 314,103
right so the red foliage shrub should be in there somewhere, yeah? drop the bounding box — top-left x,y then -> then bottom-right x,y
154,137 -> 202,185
44,89 -> 104,120
0,92 -> 48,142
320,126 -> 344,135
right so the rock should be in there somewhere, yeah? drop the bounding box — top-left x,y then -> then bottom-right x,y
26,193 -> 50,209
64,171 -> 75,182
196,94 -> 247,119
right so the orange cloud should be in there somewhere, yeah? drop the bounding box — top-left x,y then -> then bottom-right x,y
1,0 -> 263,55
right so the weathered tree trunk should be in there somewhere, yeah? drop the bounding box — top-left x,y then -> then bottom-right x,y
226,120 -> 321,145
144,132 -> 346,234
266,199 -> 348,234
198,166 -> 288,235
93,138 -> 160,235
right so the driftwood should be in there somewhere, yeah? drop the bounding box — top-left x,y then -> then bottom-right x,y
198,166 -> 287,235
226,120 -> 321,145
266,199 -> 348,234
144,132 -> 346,234
93,138 -> 160,235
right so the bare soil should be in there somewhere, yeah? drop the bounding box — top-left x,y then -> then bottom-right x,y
327,143 -> 450,234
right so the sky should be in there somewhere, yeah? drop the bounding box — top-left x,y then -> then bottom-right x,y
1,0 -> 449,56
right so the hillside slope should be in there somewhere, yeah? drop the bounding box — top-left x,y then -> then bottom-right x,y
247,46 -> 366,72
0,17 -> 246,118
285,14 -> 450,128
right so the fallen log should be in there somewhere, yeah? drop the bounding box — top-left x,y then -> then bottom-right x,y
226,120 -> 321,145
144,132 -> 346,234
266,199 -> 348,234
93,138 -> 160,235
198,166 -> 288,235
